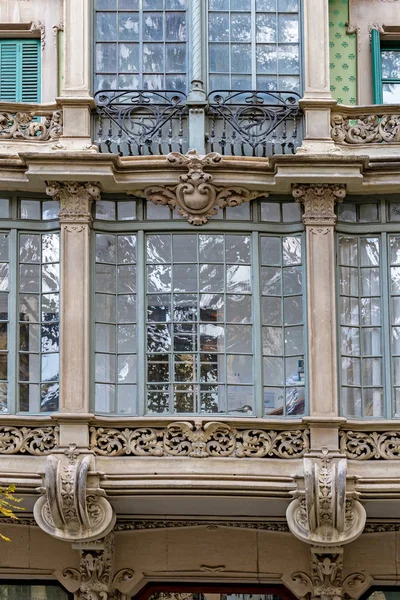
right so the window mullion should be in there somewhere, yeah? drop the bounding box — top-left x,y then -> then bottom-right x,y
8,228 -> 18,414
381,232 -> 392,418
137,229 -> 146,415
252,230 -> 263,417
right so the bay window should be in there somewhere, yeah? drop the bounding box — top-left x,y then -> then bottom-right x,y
93,196 -> 307,417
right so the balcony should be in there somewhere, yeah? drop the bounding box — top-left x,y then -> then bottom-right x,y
0,102 -> 63,153
93,89 -> 302,158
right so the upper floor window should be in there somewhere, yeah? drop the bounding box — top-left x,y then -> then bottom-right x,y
0,196 -> 60,415
94,0 -> 188,93
93,196 -> 306,417
94,0 -> 301,94
208,0 -> 301,93
0,39 -> 41,102
371,31 -> 400,104
337,196 -> 400,418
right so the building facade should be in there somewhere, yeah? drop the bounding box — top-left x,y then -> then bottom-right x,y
0,0 -> 400,599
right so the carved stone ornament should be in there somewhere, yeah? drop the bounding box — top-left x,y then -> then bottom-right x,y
283,548 -> 372,600
58,533 -> 134,600
0,425 -> 58,455
340,430 -> 400,460
34,444 -> 116,543
31,21 -> 46,49
292,184 -> 346,226
286,450 -> 366,547
90,422 -> 310,459
46,181 -> 101,223
331,113 -> 400,144
143,150 -> 260,224
0,110 -> 62,141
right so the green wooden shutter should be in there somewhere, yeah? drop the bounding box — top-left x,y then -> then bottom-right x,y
20,40 -> 40,102
371,29 -> 383,104
0,39 -> 40,103
0,41 -> 18,101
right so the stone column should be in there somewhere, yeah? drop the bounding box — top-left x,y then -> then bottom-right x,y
187,0 -> 207,153
58,0 -> 95,150
298,0 -> 337,152
292,185 -> 345,438
46,182 -> 100,420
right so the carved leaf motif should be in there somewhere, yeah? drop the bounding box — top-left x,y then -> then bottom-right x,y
0,111 -> 62,141
90,423 -> 309,458
340,430 -> 400,459
0,426 -> 59,455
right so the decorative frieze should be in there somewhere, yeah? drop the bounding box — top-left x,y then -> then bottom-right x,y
34,444 -> 115,543
331,113 -> 400,144
46,181 -> 101,223
89,422 -> 310,458
286,450 -> 366,546
292,184 -> 346,225
340,430 -> 400,460
143,150 -> 259,224
0,110 -> 62,141
0,425 -> 59,455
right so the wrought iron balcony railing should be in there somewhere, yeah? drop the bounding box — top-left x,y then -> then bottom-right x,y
207,89 -> 301,157
93,88 -> 302,157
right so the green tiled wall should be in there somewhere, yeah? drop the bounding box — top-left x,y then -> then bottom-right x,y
329,0 -> 357,105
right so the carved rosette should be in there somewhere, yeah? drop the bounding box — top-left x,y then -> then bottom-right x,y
286,450 -> 366,547
144,150 -> 260,224
59,533 -> 134,599
292,184 -> 346,227
46,181 -> 101,224
34,444 -> 116,543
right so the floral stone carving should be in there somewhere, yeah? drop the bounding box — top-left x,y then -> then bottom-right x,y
0,425 -> 58,455
283,548 -> 372,600
60,533 -> 134,600
0,110 -> 62,141
331,113 -> 400,144
286,450 -> 366,546
292,184 -> 346,225
34,444 -> 116,543
90,422 -> 310,459
46,181 -> 101,223
143,150 -> 260,224
340,430 -> 400,460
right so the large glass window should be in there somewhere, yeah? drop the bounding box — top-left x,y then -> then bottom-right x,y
0,196 -> 60,414
208,0 -> 301,93
94,0 -> 188,92
93,196 -> 306,417
338,196 -> 400,418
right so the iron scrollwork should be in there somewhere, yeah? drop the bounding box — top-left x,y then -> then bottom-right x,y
207,89 -> 301,156
94,89 -> 188,156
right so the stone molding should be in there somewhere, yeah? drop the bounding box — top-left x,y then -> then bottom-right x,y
286,450 -> 366,546
292,184 -> 346,225
46,181 -> 101,224
31,21 -> 46,49
0,425 -> 59,455
89,422 -> 310,458
59,533 -> 134,599
340,430 -> 400,459
34,444 -> 116,543
143,150 -> 260,224
283,547 -> 372,600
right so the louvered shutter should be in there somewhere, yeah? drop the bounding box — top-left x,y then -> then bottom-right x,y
20,40 -> 40,102
0,39 -> 40,103
0,41 -> 18,101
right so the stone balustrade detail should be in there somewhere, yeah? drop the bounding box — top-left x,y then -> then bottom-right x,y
0,103 -> 63,142
331,105 -> 400,144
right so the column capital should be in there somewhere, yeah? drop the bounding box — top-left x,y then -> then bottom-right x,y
46,181 -> 101,224
292,184 -> 346,226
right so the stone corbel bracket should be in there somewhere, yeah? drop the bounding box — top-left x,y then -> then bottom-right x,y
141,150 -> 261,225
286,450 -> 366,547
34,443 -> 116,543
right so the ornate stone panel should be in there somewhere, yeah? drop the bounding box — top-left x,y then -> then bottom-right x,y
0,110 -> 62,141
34,444 -> 115,543
340,430 -> 400,459
0,425 -> 59,455
143,150 -> 260,224
89,422 -> 310,458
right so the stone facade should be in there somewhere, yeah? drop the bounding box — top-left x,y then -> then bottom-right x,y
1,1 -> 400,600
